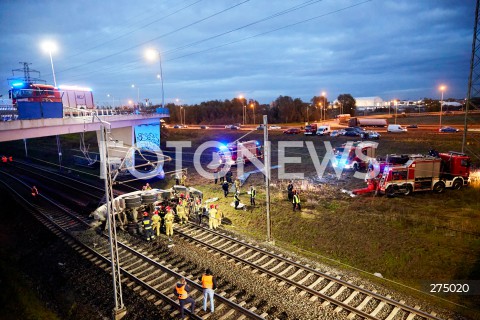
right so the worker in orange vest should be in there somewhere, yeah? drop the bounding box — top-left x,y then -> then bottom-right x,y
199,268 -> 217,313
173,277 -> 195,319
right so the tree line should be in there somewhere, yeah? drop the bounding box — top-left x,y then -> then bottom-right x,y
131,94 -> 463,124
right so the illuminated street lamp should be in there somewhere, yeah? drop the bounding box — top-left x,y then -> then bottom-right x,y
107,94 -> 115,108
145,48 -> 165,108
239,95 -> 246,125
41,41 -> 58,87
250,103 -> 255,125
321,91 -> 327,121
131,84 -> 140,107
439,85 -> 446,128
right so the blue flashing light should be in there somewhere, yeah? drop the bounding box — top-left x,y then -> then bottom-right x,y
12,82 -> 24,87
219,144 -> 228,150
255,141 -> 260,146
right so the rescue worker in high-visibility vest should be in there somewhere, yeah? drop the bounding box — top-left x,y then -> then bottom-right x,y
208,204 -> 217,230
173,277 -> 196,319
194,198 -> 203,225
292,190 -> 301,211
234,178 -> 241,194
142,212 -> 155,241
142,183 -> 152,191
215,204 -> 222,226
234,192 -> 240,209
199,268 -> 217,313
151,210 -> 160,236
250,185 -> 256,206
165,206 -> 174,240
181,172 -> 187,186
176,200 -> 188,224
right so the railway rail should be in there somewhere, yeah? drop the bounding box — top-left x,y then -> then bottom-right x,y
175,224 -> 445,320
0,170 -> 265,319
0,162 -> 451,319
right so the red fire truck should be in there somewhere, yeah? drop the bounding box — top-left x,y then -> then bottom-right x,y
331,141 -> 377,171
378,151 -> 470,196
304,123 -> 318,135
218,140 -> 262,165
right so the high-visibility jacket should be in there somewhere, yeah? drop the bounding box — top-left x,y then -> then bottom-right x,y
293,194 -> 300,204
250,189 -> 256,198
165,212 -> 174,223
176,284 -> 188,299
142,218 -> 152,229
176,204 -> 185,214
234,194 -> 240,202
201,275 -> 213,289
209,208 -> 217,220
152,214 -> 160,225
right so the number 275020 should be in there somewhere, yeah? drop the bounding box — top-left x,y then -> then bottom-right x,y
430,283 -> 469,293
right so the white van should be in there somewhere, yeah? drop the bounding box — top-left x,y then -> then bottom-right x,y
316,125 -> 331,136
387,124 -> 407,132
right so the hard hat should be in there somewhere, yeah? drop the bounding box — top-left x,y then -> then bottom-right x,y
180,193 -> 184,198
166,206 -> 171,210
210,204 -> 214,209
154,211 -> 158,215
143,212 -> 148,216
215,204 -> 219,208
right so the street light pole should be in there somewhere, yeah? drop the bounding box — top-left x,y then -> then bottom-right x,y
321,91 -> 327,122
439,85 -> 446,128
41,41 -> 58,87
145,49 -> 165,109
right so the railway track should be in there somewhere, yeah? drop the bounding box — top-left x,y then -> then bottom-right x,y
0,171 -> 265,319
0,163 -> 451,319
176,223 -> 446,320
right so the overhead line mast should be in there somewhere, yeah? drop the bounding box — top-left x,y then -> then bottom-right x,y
464,0 -> 480,158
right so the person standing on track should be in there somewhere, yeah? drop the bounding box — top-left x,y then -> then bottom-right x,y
177,199 -> 188,224
165,206 -> 174,241
208,205 -> 217,230
151,210 -> 160,237
141,212 -> 155,241
199,269 -> 217,314
173,277 -> 195,319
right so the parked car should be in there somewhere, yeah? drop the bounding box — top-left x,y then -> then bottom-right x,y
256,125 -> 265,130
365,131 -> 381,139
269,125 -> 282,130
200,125 -> 209,129
316,125 -> 331,136
230,125 -> 240,130
283,128 -> 302,134
387,124 -> 407,132
173,124 -> 181,129
225,125 -> 232,129
407,124 -> 418,128
330,129 -> 345,137
439,126 -> 460,133
343,127 -> 365,137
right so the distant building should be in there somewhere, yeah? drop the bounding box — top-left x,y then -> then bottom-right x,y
354,96 -> 386,110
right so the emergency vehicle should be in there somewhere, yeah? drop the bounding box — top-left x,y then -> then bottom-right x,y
304,123 -> 318,135
378,151 -> 470,196
217,140 -> 262,165
331,141 -> 377,171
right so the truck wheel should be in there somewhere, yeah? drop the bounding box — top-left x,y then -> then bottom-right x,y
403,184 -> 413,196
433,181 -> 446,193
386,186 -> 395,198
452,179 -> 463,190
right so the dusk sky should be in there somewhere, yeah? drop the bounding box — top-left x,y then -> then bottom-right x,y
0,0 -> 475,106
